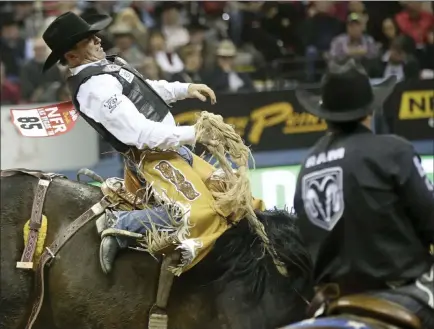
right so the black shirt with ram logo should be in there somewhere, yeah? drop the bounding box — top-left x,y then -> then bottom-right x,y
294,124 -> 434,297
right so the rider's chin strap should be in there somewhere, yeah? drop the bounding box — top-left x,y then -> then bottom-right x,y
148,252 -> 181,329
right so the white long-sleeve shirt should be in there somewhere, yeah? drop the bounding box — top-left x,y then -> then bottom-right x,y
71,61 -> 195,150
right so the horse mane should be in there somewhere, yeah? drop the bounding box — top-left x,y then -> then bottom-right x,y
199,208 -> 313,303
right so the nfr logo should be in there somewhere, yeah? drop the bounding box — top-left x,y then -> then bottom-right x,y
399,90 -> 434,120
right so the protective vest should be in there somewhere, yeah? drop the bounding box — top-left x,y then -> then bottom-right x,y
67,56 -> 170,153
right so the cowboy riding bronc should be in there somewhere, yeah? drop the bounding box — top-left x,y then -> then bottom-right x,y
42,10 -> 269,300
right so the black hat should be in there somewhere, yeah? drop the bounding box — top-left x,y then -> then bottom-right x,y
295,60 -> 397,122
42,11 -> 112,72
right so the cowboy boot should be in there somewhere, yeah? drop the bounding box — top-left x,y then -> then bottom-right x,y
99,235 -> 121,274
97,210 -> 143,274
99,228 -> 143,274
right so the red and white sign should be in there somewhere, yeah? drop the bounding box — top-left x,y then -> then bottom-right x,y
10,101 -> 78,137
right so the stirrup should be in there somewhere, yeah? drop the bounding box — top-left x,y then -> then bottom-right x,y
149,306 -> 168,329
96,210 -> 117,235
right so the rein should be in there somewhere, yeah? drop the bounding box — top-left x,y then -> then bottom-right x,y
1,169 -> 111,329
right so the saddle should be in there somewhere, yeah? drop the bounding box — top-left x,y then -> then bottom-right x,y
308,284 -> 421,329
327,294 -> 421,329
100,177 -> 146,211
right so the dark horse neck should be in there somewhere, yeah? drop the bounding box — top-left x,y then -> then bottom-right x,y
0,174 -> 313,329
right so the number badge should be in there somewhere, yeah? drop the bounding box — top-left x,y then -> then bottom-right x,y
11,109 -> 47,137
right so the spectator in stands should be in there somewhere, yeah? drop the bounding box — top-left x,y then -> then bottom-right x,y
395,2 -> 434,48
56,1 -> 81,16
347,1 -> 369,31
137,57 -> 166,80
204,39 -> 254,93
20,37 -> 62,103
109,24 -> 146,69
12,1 -> 43,40
171,45 -> 205,83
237,2 -> 286,63
79,1 -> 114,17
0,61 -> 20,105
12,1 -> 34,25
0,18 -> 26,79
155,1 -> 189,52
112,7 -> 148,52
302,2 -> 343,52
147,30 -> 184,75
130,1 -> 157,29
330,13 -> 379,74
379,18 -> 400,51
186,18 -> 216,71
300,2 -> 343,81
377,36 -> 420,82
363,1 -> 402,44
187,18 -> 208,46
261,1 -> 306,54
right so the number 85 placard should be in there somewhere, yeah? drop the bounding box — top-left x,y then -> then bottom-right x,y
11,109 -> 47,137
10,101 -> 78,138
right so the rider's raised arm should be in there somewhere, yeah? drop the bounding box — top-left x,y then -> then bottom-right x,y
145,79 -> 190,104
394,142 -> 434,247
77,74 -> 195,150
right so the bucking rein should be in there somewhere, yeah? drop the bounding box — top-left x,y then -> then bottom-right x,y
6,111 -> 288,329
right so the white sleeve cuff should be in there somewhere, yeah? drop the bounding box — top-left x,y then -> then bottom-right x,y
175,82 -> 191,100
175,126 -> 195,145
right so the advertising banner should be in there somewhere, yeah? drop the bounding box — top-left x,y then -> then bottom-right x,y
383,79 -> 434,140
172,80 -> 433,152
172,90 -> 327,152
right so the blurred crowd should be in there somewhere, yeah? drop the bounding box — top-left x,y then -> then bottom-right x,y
1,1 -> 433,106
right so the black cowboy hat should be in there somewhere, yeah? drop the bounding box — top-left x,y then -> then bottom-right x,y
295,60 -> 397,122
42,11 -> 112,72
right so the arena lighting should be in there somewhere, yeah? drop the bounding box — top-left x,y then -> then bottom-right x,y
249,156 -> 434,209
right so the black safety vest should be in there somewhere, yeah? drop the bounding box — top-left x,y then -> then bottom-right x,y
67,56 -> 170,153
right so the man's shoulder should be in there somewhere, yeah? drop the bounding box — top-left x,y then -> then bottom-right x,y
359,133 -> 415,160
374,133 -> 413,147
75,74 -> 120,99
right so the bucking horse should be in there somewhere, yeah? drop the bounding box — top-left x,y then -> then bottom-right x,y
1,169 -> 424,329
0,169 -> 314,329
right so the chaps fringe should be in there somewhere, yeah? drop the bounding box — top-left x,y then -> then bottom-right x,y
194,111 -> 288,277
